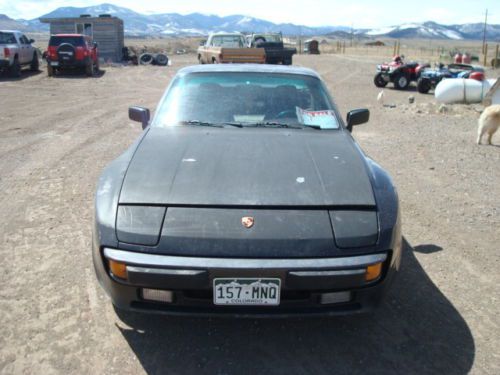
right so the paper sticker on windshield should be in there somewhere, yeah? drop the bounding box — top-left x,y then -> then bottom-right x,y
296,107 -> 339,129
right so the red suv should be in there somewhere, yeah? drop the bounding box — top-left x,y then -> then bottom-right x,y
46,34 -> 99,77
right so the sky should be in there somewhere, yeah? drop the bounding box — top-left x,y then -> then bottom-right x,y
0,0 -> 498,28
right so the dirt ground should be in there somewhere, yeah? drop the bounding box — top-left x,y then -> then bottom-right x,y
0,54 -> 499,375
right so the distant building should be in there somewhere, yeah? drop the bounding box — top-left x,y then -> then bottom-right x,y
40,15 -> 124,62
365,40 -> 385,46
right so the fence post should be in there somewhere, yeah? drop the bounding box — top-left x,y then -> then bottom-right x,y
483,43 -> 488,67
494,44 -> 499,68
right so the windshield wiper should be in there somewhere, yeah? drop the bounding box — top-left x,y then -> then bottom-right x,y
179,120 -> 223,128
221,122 -> 244,128
179,120 -> 244,128
243,122 -> 304,129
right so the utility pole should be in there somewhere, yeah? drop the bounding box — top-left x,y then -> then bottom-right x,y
482,9 -> 488,55
350,23 -> 353,47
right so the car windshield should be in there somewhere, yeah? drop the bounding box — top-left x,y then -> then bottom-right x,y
210,35 -> 245,48
255,34 -> 282,43
49,36 -> 85,47
153,72 -> 339,130
0,32 -> 16,44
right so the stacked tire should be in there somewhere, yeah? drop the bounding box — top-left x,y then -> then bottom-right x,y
139,53 -> 169,66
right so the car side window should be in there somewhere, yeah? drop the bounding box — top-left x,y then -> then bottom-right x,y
210,37 -> 220,47
20,35 -> 30,44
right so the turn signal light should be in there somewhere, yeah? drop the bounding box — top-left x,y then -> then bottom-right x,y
365,262 -> 382,282
109,259 -> 127,280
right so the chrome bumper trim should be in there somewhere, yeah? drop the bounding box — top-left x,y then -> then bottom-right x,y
104,248 -> 387,270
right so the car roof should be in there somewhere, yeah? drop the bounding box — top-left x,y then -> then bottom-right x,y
210,32 -> 243,35
177,64 -> 321,79
51,34 -> 86,37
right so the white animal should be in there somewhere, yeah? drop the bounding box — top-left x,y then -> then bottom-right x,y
377,90 -> 385,105
477,104 -> 500,145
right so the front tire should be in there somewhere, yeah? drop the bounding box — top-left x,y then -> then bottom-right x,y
374,72 -> 388,87
85,59 -> 94,76
393,73 -> 410,90
30,53 -> 39,71
416,78 -> 431,94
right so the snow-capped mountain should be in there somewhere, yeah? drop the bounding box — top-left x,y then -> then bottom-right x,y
19,3 -> 346,36
0,14 -> 30,30
365,21 -> 500,40
5,3 -> 500,40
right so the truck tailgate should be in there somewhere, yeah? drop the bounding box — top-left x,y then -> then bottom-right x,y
220,48 -> 265,64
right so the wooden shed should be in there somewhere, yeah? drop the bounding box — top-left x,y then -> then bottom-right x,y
40,15 -> 124,62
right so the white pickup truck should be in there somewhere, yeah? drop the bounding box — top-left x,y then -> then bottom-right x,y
0,30 -> 39,77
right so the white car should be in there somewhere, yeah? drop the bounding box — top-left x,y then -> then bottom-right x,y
0,30 -> 39,77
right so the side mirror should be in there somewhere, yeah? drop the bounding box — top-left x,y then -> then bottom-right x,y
346,108 -> 370,132
129,106 -> 150,130
29,39 -> 35,44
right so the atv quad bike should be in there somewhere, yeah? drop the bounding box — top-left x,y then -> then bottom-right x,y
416,63 -> 485,94
374,55 -> 429,90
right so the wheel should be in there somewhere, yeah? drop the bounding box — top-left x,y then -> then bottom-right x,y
283,57 -> 292,65
212,57 -> 218,64
198,55 -> 204,64
374,72 -> 388,87
416,78 -> 431,94
139,53 -> 154,65
393,73 -> 410,90
154,53 -> 169,66
85,60 -> 94,76
30,53 -> 39,71
94,59 -> 100,73
47,64 -> 54,77
9,58 -> 21,78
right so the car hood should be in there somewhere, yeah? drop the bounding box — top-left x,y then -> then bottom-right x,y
119,126 -> 376,207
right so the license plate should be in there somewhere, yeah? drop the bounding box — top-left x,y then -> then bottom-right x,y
50,62 -> 59,66
213,278 -> 281,306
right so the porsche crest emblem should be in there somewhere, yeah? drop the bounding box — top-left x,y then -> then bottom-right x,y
241,216 -> 254,228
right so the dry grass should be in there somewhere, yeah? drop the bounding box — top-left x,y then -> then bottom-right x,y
125,36 -> 204,55
27,32 -> 500,67
315,38 -> 492,64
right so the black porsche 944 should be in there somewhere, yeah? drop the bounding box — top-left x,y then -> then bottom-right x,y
93,64 -> 402,317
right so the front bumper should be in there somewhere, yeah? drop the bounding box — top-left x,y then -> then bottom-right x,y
47,58 -> 88,68
376,69 -> 393,81
94,246 -> 401,317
